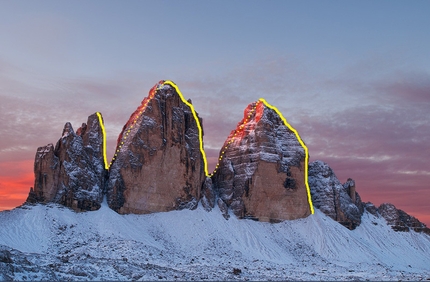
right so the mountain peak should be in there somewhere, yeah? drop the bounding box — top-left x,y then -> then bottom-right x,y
212,99 -> 298,175
106,80 -> 206,214
211,98 -> 313,222
111,80 -> 164,166
220,100 -> 264,148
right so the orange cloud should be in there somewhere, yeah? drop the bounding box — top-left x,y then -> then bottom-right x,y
0,159 -> 33,210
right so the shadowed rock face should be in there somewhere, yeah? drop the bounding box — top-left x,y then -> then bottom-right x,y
308,161 -> 363,230
26,113 -> 106,211
106,81 -> 205,214
201,177 -> 215,212
211,101 -> 312,222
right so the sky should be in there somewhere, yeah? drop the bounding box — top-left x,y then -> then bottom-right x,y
1,0 -> 429,225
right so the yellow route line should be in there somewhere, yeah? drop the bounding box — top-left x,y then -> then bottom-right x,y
258,98 -> 314,214
96,112 -> 109,170
97,82 -> 313,215
162,80 -> 209,177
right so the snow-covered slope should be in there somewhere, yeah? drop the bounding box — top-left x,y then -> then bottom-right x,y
1,201 -> 429,281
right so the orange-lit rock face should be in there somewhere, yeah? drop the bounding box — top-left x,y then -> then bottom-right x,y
107,82 -> 205,214
114,81 -> 162,152
212,102 -> 311,222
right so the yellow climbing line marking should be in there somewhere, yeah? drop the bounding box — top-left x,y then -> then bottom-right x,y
96,112 -> 109,170
162,80 -> 209,176
100,81 -> 313,215
258,98 -> 314,214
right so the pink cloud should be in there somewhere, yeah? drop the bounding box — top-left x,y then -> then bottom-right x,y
374,71 -> 430,104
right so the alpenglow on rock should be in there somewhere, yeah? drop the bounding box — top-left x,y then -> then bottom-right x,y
107,80 -> 206,214
26,113 -> 107,211
308,160 -> 364,230
211,99 -> 313,222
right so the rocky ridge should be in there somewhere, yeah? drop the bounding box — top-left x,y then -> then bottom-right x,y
26,113 -> 107,211
308,160 -> 429,233
365,202 -> 430,234
23,80 -> 428,234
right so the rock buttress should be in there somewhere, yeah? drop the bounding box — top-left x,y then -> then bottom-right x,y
107,81 -> 205,214
211,100 -> 312,222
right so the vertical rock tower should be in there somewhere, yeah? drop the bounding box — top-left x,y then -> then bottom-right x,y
211,99 -> 313,222
107,80 -> 206,214
26,113 -> 107,211
308,161 -> 364,229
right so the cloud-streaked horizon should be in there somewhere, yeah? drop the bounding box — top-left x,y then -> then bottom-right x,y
1,1 -> 429,225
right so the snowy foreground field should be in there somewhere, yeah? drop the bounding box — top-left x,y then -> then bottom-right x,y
1,201 -> 429,281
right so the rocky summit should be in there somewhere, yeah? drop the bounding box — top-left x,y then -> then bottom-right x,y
26,113 -> 107,211
308,160 -> 364,230
211,100 -> 312,222
365,202 -> 430,234
307,161 -> 430,233
106,81 -> 205,214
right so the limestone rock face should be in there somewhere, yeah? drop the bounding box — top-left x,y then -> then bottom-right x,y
26,113 -> 106,211
27,143 -> 60,204
308,160 -> 363,230
201,177 -> 216,212
106,81 -> 205,214
211,100 -> 312,222
343,178 -> 364,215
217,198 -> 230,220
378,203 -> 430,234
364,202 -> 378,216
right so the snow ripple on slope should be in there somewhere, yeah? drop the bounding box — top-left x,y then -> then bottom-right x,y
1,202 -> 429,281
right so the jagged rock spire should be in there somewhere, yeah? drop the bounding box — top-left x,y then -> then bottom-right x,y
308,160 -> 364,230
27,113 -> 107,211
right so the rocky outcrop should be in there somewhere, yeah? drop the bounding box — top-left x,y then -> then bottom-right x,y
211,100 -> 312,222
106,81 -> 206,214
201,177 -> 216,212
27,144 -> 59,204
378,203 -> 430,234
0,248 -> 12,264
307,161 -> 428,233
26,113 -> 107,211
343,178 -> 364,215
308,160 -> 363,230
217,198 -> 230,220
364,202 -> 378,216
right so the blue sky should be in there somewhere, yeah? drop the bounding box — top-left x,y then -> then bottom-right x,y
3,1 -> 429,76
1,0 -> 429,224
